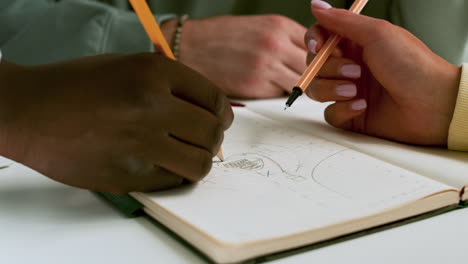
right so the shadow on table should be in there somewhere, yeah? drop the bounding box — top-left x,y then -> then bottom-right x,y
0,184 -> 122,222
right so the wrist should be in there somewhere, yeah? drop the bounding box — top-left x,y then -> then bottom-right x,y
444,64 -> 462,113
161,19 -> 178,46
0,61 -> 31,163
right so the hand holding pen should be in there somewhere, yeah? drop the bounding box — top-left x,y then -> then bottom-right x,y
300,0 -> 461,146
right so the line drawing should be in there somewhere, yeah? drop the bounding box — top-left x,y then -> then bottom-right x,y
222,158 -> 264,170
218,152 -> 306,182
310,149 -> 352,199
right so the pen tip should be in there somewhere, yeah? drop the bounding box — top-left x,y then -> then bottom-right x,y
284,105 -> 289,111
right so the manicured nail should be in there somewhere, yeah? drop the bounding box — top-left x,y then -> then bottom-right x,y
340,64 -> 361,78
308,39 -> 317,54
311,0 -> 332,9
351,99 -> 367,110
336,84 -> 357,97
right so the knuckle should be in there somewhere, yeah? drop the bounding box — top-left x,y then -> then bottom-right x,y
258,34 -> 282,53
375,19 -> 392,30
266,15 -> 288,29
127,54 -> 163,100
372,19 -> 392,38
243,74 -> 262,90
247,54 -> 269,73
132,54 -> 161,78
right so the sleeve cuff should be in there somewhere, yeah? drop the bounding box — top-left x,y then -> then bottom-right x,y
448,63 -> 468,151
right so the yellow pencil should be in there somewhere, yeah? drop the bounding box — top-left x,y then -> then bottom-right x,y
129,0 -> 225,161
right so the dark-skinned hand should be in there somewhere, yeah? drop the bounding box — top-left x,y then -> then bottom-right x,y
0,53 -> 233,193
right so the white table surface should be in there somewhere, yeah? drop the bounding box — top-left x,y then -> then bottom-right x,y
1,158 -> 467,264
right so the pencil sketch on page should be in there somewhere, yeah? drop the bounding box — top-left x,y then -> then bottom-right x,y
206,138 -> 430,208
203,140 -> 352,204
219,153 -> 307,182
188,109 -> 443,215
147,110 -> 450,232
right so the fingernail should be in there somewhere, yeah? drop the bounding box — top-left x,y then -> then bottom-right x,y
340,64 -> 362,78
311,0 -> 332,9
308,39 -> 317,54
336,84 -> 357,97
351,99 -> 367,110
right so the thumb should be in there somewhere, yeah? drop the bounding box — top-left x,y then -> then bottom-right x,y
312,3 -> 385,46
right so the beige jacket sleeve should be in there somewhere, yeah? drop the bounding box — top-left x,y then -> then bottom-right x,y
448,64 -> 468,151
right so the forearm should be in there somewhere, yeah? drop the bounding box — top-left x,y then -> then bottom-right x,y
0,58 -> 31,163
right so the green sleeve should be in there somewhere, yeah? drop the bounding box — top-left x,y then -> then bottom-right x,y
0,0 -> 175,65
144,0 -> 467,65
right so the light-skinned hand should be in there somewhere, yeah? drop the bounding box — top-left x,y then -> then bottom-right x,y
0,53 -> 233,193
304,1 -> 461,146
163,15 -> 308,99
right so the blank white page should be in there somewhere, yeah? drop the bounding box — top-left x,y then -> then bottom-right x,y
137,109 -> 453,245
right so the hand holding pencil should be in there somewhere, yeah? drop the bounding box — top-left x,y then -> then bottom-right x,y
301,0 -> 461,146
129,0 -> 227,161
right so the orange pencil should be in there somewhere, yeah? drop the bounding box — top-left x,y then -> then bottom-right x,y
129,0 -> 225,161
284,0 -> 369,109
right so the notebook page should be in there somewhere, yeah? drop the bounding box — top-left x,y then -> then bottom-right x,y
140,109 -> 454,244
243,97 -> 468,189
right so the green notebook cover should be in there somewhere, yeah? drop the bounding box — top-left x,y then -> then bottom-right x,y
97,192 -> 144,217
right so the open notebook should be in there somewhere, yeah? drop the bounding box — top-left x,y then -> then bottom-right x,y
130,105 -> 468,264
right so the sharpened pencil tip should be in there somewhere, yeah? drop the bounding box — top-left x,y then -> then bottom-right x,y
284,105 -> 289,111
217,149 -> 225,162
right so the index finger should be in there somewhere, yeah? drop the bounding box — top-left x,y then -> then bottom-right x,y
312,7 -> 386,46
304,24 -> 343,57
